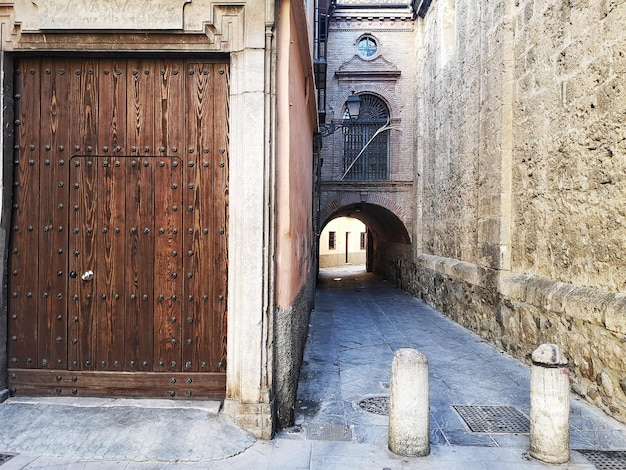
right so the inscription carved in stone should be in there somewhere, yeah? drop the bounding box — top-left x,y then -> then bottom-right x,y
33,0 -> 191,30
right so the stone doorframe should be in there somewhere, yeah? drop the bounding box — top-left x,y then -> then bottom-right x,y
0,0 -> 277,438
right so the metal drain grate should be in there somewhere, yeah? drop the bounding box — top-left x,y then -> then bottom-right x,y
357,396 -> 389,415
0,454 -> 15,466
453,405 -> 530,433
306,424 -> 352,441
576,450 -> 626,469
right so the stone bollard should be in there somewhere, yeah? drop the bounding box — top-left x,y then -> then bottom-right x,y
529,343 -> 570,464
388,348 -> 429,457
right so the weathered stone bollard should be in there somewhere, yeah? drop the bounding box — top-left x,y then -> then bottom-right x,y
529,343 -> 570,464
388,348 -> 429,457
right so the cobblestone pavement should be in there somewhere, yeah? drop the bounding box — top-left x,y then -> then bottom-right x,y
1,266 -> 626,469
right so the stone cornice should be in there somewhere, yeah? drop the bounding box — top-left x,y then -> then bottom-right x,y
10,32 -> 219,52
331,0 -> 414,21
329,15 -> 415,31
331,8 -> 414,21
330,23 -> 415,32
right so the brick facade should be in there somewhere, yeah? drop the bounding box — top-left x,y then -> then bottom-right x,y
319,4 -> 416,263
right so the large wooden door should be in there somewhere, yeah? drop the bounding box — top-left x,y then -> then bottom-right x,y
8,57 -> 229,399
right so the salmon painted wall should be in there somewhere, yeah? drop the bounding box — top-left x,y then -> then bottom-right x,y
275,0 -> 317,308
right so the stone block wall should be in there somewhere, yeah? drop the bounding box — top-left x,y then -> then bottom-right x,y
406,0 -> 626,424
418,0 -> 505,267
506,0 -> 626,422
500,275 -> 626,417
511,0 -> 626,292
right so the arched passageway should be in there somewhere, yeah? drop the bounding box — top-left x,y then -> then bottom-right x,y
320,202 -> 411,278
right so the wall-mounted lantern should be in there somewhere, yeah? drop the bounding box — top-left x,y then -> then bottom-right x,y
319,92 -> 361,136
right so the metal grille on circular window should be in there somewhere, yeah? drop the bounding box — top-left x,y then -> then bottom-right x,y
358,37 -> 377,58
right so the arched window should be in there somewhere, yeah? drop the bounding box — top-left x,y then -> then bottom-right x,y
342,94 -> 389,181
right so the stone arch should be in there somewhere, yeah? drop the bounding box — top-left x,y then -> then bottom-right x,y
320,193 -> 411,244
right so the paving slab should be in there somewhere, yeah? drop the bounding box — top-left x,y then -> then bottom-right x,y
0,398 -> 253,463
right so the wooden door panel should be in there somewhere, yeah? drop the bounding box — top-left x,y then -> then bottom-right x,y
153,158 -> 184,371
71,156 -> 184,373
124,157 -> 155,372
211,64 -> 230,371
96,62 -> 128,373
155,59 -> 184,153
68,157 -> 97,371
68,59 -> 99,372
98,59 -> 127,154
38,58 -> 71,370
8,57 -> 229,399
9,60 -> 42,369
74,59 -> 99,155
95,61 -> 127,373
127,58 -> 155,151
94,157 -> 127,371
182,62 -> 213,373
182,62 -> 229,373
124,60 -> 156,373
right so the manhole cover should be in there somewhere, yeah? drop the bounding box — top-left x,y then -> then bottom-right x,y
453,405 -> 530,433
306,424 -> 352,441
576,450 -> 626,469
0,454 -> 15,466
357,396 -> 389,415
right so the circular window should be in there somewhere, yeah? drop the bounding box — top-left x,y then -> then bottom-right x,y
357,37 -> 377,58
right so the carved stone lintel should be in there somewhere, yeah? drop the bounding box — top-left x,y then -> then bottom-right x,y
26,0 -> 192,31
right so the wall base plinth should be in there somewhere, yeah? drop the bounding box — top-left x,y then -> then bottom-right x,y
223,398 -> 275,440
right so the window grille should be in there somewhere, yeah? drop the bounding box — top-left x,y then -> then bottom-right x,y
328,231 -> 336,250
343,94 -> 389,181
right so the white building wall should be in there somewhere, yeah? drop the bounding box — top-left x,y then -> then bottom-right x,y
319,217 -> 366,267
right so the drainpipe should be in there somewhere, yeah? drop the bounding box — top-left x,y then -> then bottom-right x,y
261,2 -> 277,412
